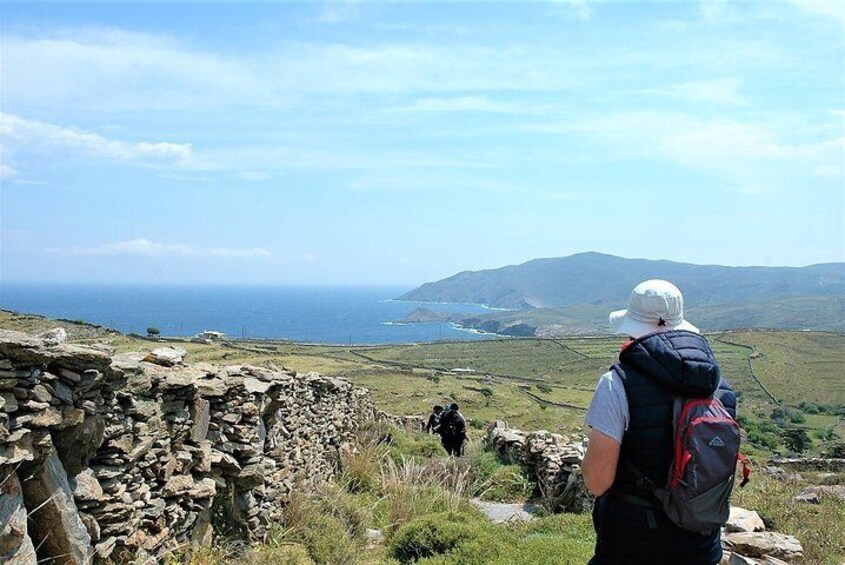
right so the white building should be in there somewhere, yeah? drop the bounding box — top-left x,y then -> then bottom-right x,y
196,330 -> 227,340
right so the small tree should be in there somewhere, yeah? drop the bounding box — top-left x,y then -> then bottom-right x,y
825,442 -> 845,459
782,428 -> 810,454
146,326 -> 160,338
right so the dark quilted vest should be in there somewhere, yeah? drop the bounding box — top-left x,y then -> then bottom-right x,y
590,330 -> 737,565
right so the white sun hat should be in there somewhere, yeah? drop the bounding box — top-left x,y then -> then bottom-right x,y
609,279 -> 699,339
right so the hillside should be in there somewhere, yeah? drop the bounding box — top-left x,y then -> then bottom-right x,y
399,252 -> 845,332
2,312 -> 844,564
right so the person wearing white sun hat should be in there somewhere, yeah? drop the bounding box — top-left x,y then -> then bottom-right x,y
581,279 -> 737,565
608,279 -> 699,339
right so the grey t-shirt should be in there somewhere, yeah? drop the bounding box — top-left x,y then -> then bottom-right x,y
585,370 -> 630,443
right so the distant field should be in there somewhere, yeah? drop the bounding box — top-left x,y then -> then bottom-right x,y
719,331 -> 845,405
1,310 -> 842,455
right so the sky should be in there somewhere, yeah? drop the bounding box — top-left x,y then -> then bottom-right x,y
0,0 -> 843,286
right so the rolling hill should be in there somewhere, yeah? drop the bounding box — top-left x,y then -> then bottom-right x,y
399,252 -> 845,332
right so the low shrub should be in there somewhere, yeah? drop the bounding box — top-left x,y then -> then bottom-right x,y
385,484 -> 476,535
460,443 -> 534,502
388,428 -> 446,461
390,511 -> 492,564
276,495 -> 363,565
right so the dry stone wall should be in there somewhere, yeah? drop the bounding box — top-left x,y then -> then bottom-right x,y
0,330 -> 374,564
485,420 -> 591,513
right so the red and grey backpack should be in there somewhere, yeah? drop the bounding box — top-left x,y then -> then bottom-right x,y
627,395 -> 752,534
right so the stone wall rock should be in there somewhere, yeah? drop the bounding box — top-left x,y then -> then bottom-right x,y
0,329 -> 374,563
486,420 -> 590,513
0,467 -> 37,565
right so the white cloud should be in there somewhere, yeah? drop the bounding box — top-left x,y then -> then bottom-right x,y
1,29 -> 276,111
46,238 -> 272,258
527,111 -> 843,193
788,0 -> 845,21
551,0 -> 598,20
1,113 -> 198,169
313,2 -> 359,24
0,164 -> 18,179
0,27 -> 612,112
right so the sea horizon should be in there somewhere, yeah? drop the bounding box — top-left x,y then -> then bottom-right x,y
0,282 -> 497,345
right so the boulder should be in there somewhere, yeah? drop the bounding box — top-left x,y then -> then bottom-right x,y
798,485 -> 845,501
38,328 -> 68,347
144,347 -> 187,367
727,507 -> 766,533
793,491 -> 819,504
728,556 -> 790,565
723,532 -> 803,561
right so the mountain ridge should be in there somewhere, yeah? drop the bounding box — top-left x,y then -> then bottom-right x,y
399,252 -> 845,332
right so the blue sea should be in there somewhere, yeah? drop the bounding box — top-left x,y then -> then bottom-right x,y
0,284 -> 496,345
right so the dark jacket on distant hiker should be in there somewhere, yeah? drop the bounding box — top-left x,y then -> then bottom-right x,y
438,407 -> 467,456
425,408 -> 443,434
590,330 -> 736,565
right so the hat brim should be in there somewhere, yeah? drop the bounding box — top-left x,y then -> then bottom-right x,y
609,309 -> 699,339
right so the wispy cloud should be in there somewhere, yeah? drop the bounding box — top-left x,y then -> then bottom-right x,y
551,0 -> 600,21
641,78 -> 748,106
788,0 -> 845,21
525,111 -> 843,193
391,96 -> 552,114
0,164 -> 18,179
46,238 -> 272,258
1,113 -> 198,169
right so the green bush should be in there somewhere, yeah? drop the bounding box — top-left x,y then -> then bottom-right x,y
468,419 -> 485,430
390,511 -> 491,564
388,427 -> 446,461
276,496 -> 363,565
826,442 -> 845,459
462,449 -> 533,501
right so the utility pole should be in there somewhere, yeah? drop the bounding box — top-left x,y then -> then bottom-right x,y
438,323 -> 443,342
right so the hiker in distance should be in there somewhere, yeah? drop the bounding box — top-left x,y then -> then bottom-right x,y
425,405 -> 443,434
581,280 -> 748,565
438,403 -> 467,456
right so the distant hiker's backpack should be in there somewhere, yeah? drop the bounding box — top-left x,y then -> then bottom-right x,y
438,411 -> 456,436
628,396 -> 751,534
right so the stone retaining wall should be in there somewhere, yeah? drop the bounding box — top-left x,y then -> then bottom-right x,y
485,420 -> 591,513
0,329 -> 374,564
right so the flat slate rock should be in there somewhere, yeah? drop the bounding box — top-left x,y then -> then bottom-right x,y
470,498 -> 537,523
